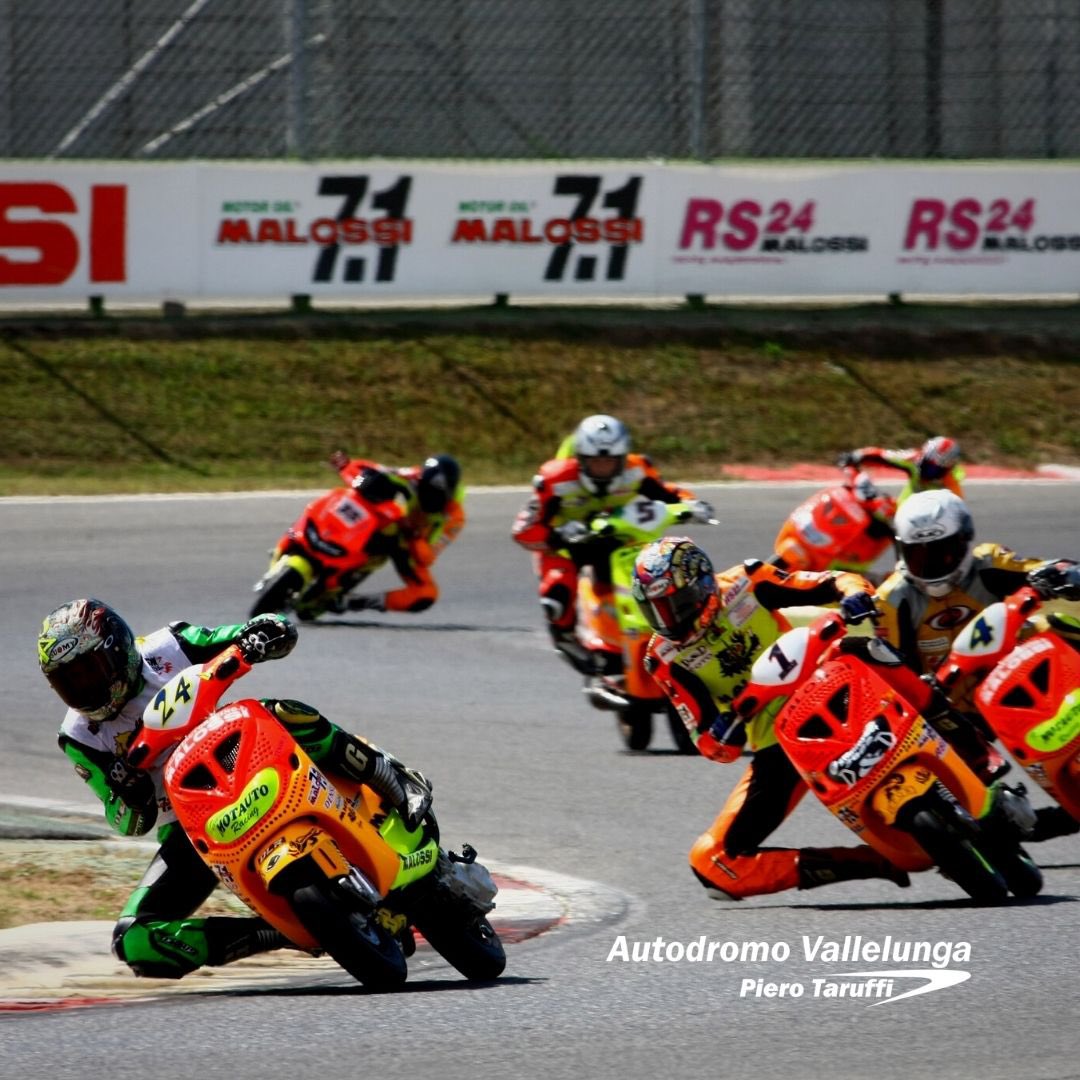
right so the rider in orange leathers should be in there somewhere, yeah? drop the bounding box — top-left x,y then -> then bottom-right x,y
512,415 -> 712,675
329,451 -> 465,614
838,435 -> 964,504
632,538 -> 927,900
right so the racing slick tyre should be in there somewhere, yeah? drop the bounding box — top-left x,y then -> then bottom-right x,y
249,565 -> 305,618
975,833 -> 1044,899
289,875 -> 408,991
412,909 -> 507,982
906,805 -> 1009,905
618,701 -> 653,752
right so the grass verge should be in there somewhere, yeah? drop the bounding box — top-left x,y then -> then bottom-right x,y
4,310 -> 1079,495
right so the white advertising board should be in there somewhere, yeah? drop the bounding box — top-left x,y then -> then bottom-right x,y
1,161 -> 1078,301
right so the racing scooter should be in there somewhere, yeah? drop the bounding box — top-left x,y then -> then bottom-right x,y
127,645 -> 506,989
572,496 -> 716,753
773,465 -> 897,583
939,585 -> 1080,823
732,611 -> 1042,903
250,471 -> 407,619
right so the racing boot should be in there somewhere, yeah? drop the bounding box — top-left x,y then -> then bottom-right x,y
797,847 -> 911,890
1030,806 -> 1080,842
204,916 -> 292,967
271,701 -> 432,830
549,625 -> 601,675
540,593 -> 599,675
326,729 -> 433,831
983,781 -> 1038,841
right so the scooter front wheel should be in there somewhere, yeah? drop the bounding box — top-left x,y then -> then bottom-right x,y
618,702 -> 653,751
906,806 -> 1009,905
250,564 -> 306,618
289,876 -> 408,991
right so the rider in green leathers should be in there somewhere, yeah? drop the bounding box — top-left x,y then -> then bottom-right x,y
38,599 -> 431,978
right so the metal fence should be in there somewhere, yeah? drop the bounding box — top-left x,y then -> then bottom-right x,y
2,0 -> 1077,161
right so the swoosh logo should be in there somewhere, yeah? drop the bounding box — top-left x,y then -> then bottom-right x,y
838,969 -> 971,1007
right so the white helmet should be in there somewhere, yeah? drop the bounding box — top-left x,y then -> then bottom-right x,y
894,489 -> 975,597
573,414 -> 630,493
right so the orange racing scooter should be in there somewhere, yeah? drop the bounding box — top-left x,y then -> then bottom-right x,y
127,645 -> 506,989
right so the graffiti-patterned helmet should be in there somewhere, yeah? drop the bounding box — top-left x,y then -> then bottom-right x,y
918,436 -> 961,483
38,599 -> 141,723
631,537 -> 717,640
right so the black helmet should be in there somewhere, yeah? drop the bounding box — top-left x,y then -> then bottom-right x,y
38,598 -> 141,722
417,454 -> 461,513
352,466 -> 399,505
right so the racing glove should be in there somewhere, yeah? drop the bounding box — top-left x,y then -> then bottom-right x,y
552,520 -> 593,547
1028,559 -> 1080,601
695,709 -> 747,763
106,759 -> 158,836
238,613 -> 299,663
680,499 -> 717,525
839,590 -> 878,625
836,451 -> 857,468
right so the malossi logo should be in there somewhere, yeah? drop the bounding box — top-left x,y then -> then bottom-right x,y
401,847 -> 434,871
0,182 -> 126,286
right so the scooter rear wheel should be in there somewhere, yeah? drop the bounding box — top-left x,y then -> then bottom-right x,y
412,908 -> 507,982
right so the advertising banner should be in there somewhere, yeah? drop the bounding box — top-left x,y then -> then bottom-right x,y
659,164 -> 1080,295
2,161 -> 1078,301
196,162 -> 656,298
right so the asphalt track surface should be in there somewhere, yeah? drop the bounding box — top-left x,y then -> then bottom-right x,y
2,480 -> 1079,1080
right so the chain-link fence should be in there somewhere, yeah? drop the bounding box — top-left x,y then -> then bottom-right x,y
1,0 -> 1077,161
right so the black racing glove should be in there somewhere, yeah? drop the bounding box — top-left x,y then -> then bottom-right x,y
839,590 -> 878,625
1028,559 -> 1080,601
106,758 -> 158,836
238,613 -> 299,663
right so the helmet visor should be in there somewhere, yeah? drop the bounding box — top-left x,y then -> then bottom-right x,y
44,647 -> 121,714
902,534 -> 967,582
637,588 -> 701,639
919,459 -> 948,481
580,455 -> 623,482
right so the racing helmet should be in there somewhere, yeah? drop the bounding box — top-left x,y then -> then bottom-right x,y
918,436 -> 961,482
417,454 -> 461,513
352,466 -> 399,504
632,537 -> 717,641
37,599 -> 141,723
573,414 -> 631,493
894,490 -> 975,597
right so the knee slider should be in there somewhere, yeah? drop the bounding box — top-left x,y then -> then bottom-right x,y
272,699 -> 322,726
690,867 -> 742,902
112,915 -> 202,979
